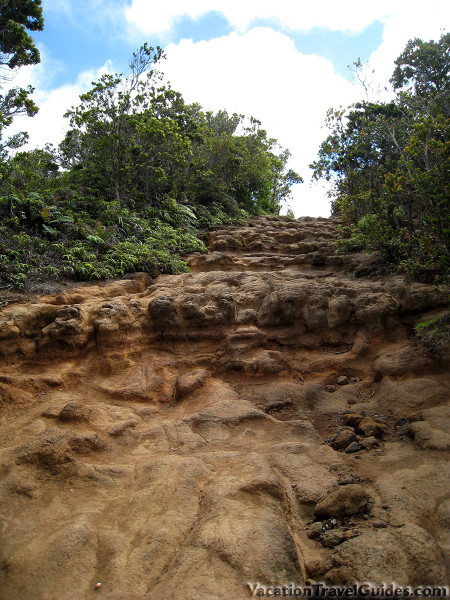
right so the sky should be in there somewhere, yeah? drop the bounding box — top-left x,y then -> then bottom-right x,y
5,0 -> 449,217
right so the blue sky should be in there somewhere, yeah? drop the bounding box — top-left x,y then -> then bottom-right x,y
34,4 -> 384,88
8,0 -> 449,216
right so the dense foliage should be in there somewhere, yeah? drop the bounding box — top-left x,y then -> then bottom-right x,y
0,30 -> 301,291
311,33 -> 449,283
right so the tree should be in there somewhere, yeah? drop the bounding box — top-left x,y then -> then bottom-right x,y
311,32 -> 450,282
0,0 -> 43,72
62,44 -> 164,203
62,50 -> 302,216
0,0 -> 44,151
391,33 -> 450,116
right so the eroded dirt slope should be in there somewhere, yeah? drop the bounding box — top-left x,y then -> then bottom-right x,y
0,216 -> 449,599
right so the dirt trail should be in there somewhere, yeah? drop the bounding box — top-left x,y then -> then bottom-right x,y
0,216 -> 449,599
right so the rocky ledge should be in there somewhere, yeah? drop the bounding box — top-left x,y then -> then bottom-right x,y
0,216 -> 448,599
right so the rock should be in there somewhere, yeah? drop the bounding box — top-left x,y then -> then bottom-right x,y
327,296 -> 351,329
236,309 -> 257,324
322,529 -> 346,547
16,427 -> 108,475
307,522 -> 324,539
314,485 -> 371,519
345,441 -> 361,454
408,421 -> 450,450
107,419 -> 139,437
329,523 -> 447,585
342,414 -> 364,428
175,369 -> 209,401
338,475 -> 356,485
372,520 -> 388,528
0,382 -> 35,415
332,429 -> 356,450
337,376 -> 349,386
325,385 -> 337,393
59,401 -> 90,422
359,436 -> 380,450
358,416 -> 388,437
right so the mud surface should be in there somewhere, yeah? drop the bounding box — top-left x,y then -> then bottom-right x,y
0,216 -> 449,599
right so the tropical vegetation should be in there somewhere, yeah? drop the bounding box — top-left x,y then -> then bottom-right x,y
311,33 -> 449,284
0,4 -> 301,291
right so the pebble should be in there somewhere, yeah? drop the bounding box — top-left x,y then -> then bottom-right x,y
345,441 -> 361,454
359,436 -> 380,450
325,384 -> 337,393
372,520 -> 388,528
337,376 -> 349,386
358,416 -> 388,438
307,522 -> 324,539
322,530 -> 346,547
338,475 -> 355,485
332,429 -> 357,450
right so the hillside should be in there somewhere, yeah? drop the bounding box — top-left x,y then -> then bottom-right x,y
0,215 -> 449,599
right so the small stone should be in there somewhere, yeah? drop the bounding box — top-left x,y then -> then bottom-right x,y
325,385 -> 337,393
307,522 -> 324,539
332,429 -> 357,450
59,401 -> 89,422
338,475 -> 355,485
322,530 -> 346,547
359,436 -> 380,449
322,518 -> 338,530
345,441 -> 361,454
358,416 -> 388,438
314,484 -> 371,519
337,376 -> 349,386
372,520 -> 388,528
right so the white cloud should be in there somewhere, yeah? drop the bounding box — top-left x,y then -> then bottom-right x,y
162,28 -> 360,216
125,0 -> 446,36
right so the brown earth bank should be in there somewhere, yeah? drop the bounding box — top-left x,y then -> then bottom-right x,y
0,215 -> 449,600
